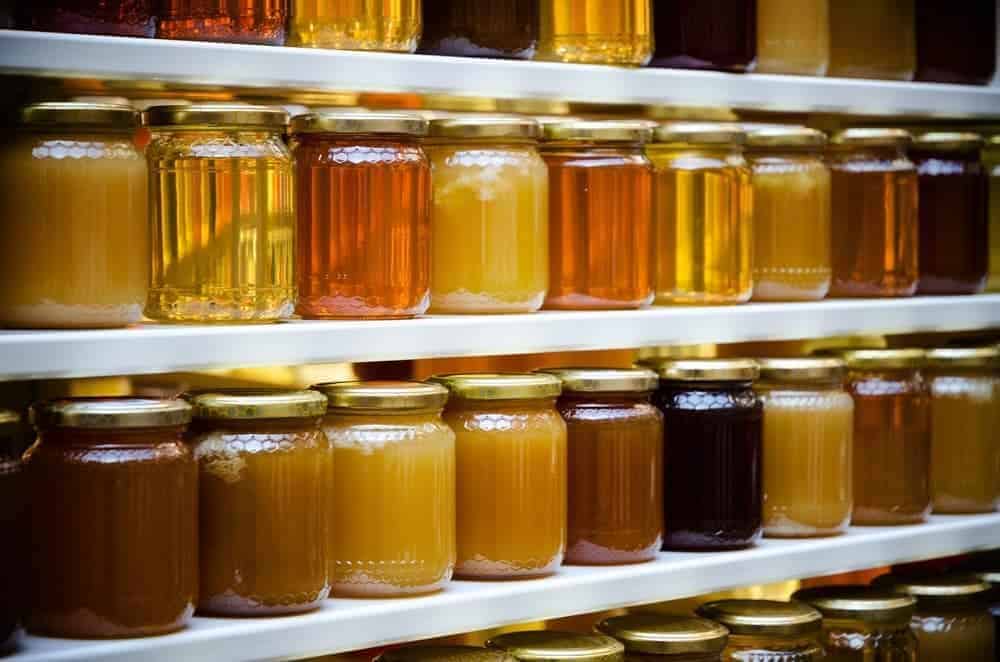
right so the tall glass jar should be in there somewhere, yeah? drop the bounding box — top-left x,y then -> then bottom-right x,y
541,121 -> 654,310
145,104 -> 295,323
0,411 -> 23,650
24,398 -> 196,638
419,0 -> 537,59
756,0 -> 828,76
185,389 -> 330,615
17,0 -> 154,36
915,0 -> 996,84
912,132 -> 988,295
0,103 -> 147,329
696,600 -> 823,662
597,613 -> 729,661
828,0 -> 916,81
987,135 -> 1000,292
828,129 -> 919,298
536,0 -> 652,65
538,368 -> 663,565
426,116 -> 548,314
488,631 -> 625,662
157,0 -> 287,44
649,123 -> 752,305
652,359 -> 763,551
289,0 -> 421,51
291,111 -> 431,319
312,381 -> 455,597
747,127 -> 831,301
650,0 -> 756,72
429,374 -> 566,579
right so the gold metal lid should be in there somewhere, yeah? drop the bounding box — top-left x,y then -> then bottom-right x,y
378,646 -> 517,662
185,389 -> 327,420
835,348 -> 926,370
32,397 -> 192,429
429,373 -> 562,400
487,631 -> 624,662
542,120 -> 652,143
874,574 -> 992,599
290,110 -> 428,136
924,346 -> 1000,369
756,358 -> 846,384
695,600 -> 822,636
652,122 -> 747,146
596,613 -> 729,655
830,128 -> 912,148
977,570 -> 1000,584
792,586 -> 916,623
311,380 -> 448,412
0,410 -> 20,426
535,367 -> 659,393
20,102 -> 140,129
428,115 -> 541,140
913,132 -> 984,151
747,126 -> 827,149
649,359 -> 759,382
145,103 -> 289,128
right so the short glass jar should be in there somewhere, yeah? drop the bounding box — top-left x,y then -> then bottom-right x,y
652,359 -> 763,550
17,0 -> 153,35
379,646 -> 518,662
157,0 -> 287,45
541,121 -> 654,310
145,104 -> 296,323
828,0 -> 916,81
288,0 -> 421,51
915,1 -> 996,84
756,0 -> 828,76
597,613 -> 729,661
986,135 -> 1000,292
312,380 -> 455,597
650,0 -> 757,72
648,123 -> 752,305
429,373 -> 566,579
912,132 -> 989,295
828,129 -> 919,298
419,0 -> 538,59
0,411 -> 23,649
24,398 -> 196,638
426,116 -> 548,314
756,358 -> 853,538
536,0 -> 652,66
696,600 -> 823,662
538,368 -> 663,565
185,389 -> 330,615
488,631 -> 625,662
0,103 -> 147,329
291,111 -> 431,319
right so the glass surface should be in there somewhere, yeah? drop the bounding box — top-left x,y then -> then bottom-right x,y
536,0 -> 652,65
723,634 -> 821,662
543,143 -> 653,310
989,146 -> 1000,292
427,139 -> 548,313
650,0 -> 757,72
656,380 -> 763,550
818,617 -> 916,661
0,430 -> 23,649
559,392 -> 663,565
828,0 -> 915,80
0,129 -> 147,329
828,146 -> 919,297
848,367 -> 931,525
157,0 -> 287,45
756,0 -> 828,75
444,397 -> 567,578
419,0 -> 537,59
915,0 -> 996,84
23,425 -> 197,638
289,0 -> 421,51
294,134 -> 431,319
322,410 -> 455,597
749,149 -> 831,301
911,601 -> 994,662
146,128 -> 295,322
649,144 -> 753,305
17,0 -> 153,35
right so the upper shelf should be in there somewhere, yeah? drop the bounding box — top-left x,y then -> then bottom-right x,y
4,30 -> 1000,118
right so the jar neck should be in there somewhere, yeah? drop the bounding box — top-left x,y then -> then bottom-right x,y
541,140 -> 644,155
659,380 -> 753,392
189,417 -> 321,434
823,616 -> 912,635
40,425 -> 185,445
447,396 -> 557,411
294,133 -> 418,146
911,148 -> 981,163
830,145 -> 906,161
756,379 -> 843,392
558,392 -> 653,406
426,137 -> 538,149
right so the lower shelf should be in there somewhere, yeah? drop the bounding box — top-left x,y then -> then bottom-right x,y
11,513 -> 1000,662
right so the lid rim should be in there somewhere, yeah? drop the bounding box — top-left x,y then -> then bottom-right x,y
145,103 -> 289,129
429,373 -> 562,400
428,116 -> 541,139
596,614 -> 728,655
542,120 -> 653,143
695,600 -> 822,636
653,122 -> 747,146
647,359 -> 760,382
290,110 -> 428,136
924,347 -> 1000,369
756,358 -> 846,383
535,367 -> 659,393
830,128 -> 912,147
184,389 -> 328,420
312,381 -> 449,412
20,102 -> 140,129
486,631 -> 624,662
32,397 -> 192,429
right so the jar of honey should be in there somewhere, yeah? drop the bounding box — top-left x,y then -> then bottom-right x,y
157,0 -> 288,45
756,0 -> 828,75
651,0 -> 756,72
488,631 -> 625,662
696,600 -> 823,662
597,613 -> 729,661
289,0 -> 421,51
536,0 -> 652,65
987,135 -> 1000,292
828,0 -> 916,81
17,0 -> 154,36
419,0 -> 538,59
0,411 -> 23,649
915,1 -> 996,84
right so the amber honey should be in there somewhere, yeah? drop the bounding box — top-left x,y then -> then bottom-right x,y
828,0 -> 916,81
157,0 -> 287,44
537,0 -> 652,65
756,0 -> 829,76
987,137 -> 1000,292
289,0 -> 421,51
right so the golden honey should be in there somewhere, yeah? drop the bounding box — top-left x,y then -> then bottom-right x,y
536,0 -> 652,65
756,0 -> 829,76
289,0 -> 421,52
828,0 -> 916,81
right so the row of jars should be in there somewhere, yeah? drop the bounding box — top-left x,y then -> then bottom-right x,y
1,346 -> 997,641
12,1 -> 998,84
2,101 -> 997,329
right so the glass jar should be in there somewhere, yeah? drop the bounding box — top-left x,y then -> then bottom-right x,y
650,0 -> 757,72
419,0 -> 538,59
0,411 -> 23,650
912,133 -> 988,295
429,374 -> 566,579
16,0 -> 154,36
426,117 -> 548,314
536,0 -> 652,65
838,349 -> 931,525
828,129 -> 919,298
379,647 -> 518,662
488,631 -> 625,662
541,121 -> 654,310
0,103 -> 146,329
756,358 -> 853,538
747,127 -> 831,301
648,123 -> 752,305
23,398 -> 196,638
312,381 -> 455,597
157,0 -> 287,45
652,359 -> 763,550
597,613 -> 729,661
538,368 -> 663,565
792,585 -> 917,661
291,111 -> 431,319
185,389 -> 330,615
756,0 -> 828,76
145,104 -> 295,323
987,136 -> 1000,292
828,0 -> 916,81
924,347 -> 1000,514
289,0 -> 421,51
915,1 -> 996,84
696,600 -> 823,662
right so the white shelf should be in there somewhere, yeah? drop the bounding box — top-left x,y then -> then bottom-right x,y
9,514 -> 1000,662
3,30 -> 1000,117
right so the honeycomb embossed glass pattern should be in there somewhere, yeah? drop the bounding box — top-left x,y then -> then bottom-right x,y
289,0 -> 421,51
157,0 -> 288,44
536,0 -> 652,65
17,0 -> 154,36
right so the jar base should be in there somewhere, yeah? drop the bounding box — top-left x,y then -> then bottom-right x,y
26,606 -> 193,640
145,289 -> 295,323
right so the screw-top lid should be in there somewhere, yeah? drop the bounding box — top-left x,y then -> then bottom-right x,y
873,574 -> 992,600
311,380 -> 449,412
184,389 -> 327,420
830,128 -> 912,148
428,373 -> 562,400
428,115 -> 540,140
747,126 -> 827,149
834,348 -> 926,370
648,359 -> 759,382
756,358 -> 846,384
535,367 -> 659,393
145,103 -> 289,128
542,119 -> 652,143
652,122 -> 746,146
695,600 -> 822,637
378,646 -> 517,662
924,346 -> 1000,369
596,613 -> 729,655
487,631 -> 624,662
20,102 -> 140,129
792,585 -> 916,623
290,110 -> 428,136
31,397 -> 192,429
913,132 -> 984,151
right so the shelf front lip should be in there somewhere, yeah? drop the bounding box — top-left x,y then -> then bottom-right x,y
4,30 -> 1000,118
10,513 -> 1000,662
1,296 -> 999,381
